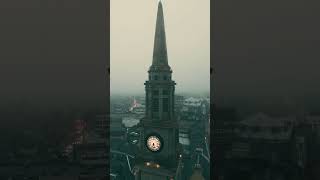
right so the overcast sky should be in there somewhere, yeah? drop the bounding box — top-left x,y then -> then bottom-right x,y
111,0 -> 210,95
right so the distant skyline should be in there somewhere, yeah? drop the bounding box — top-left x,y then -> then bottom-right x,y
111,0 -> 210,95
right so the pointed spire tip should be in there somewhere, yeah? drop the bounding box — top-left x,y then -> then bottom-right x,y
150,0 -> 170,70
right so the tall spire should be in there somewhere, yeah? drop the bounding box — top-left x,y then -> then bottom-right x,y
151,1 -> 169,69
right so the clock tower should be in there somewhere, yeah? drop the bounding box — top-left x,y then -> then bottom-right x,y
134,1 -> 182,180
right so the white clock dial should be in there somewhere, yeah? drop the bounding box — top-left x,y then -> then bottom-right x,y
146,135 -> 162,152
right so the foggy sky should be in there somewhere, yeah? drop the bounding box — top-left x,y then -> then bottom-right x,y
111,0 -> 210,95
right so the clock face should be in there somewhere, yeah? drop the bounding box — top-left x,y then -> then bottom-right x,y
146,135 -> 162,152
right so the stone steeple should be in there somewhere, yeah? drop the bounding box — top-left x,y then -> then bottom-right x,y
144,0 -> 176,122
150,1 -> 171,72
134,2 -> 181,179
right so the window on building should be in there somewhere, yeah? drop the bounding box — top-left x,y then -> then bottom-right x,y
154,75 -> 158,80
163,90 -> 169,95
271,127 -> 279,133
240,126 -> 246,132
163,98 -> 169,112
152,90 -> 159,96
252,126 -> 259,132
152,98 -> 159,112
163,75 -> 167,80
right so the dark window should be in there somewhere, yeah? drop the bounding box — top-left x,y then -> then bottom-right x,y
240,126 -> 246,131
163,75 -> 167,80
163,90 -> 169,95
152,98 -> 159,112
154,75 -> 158,80
271,127 -> 279,133
252,127 -> 260,132
152,90 -> 159,95
163,98 -> 169,112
